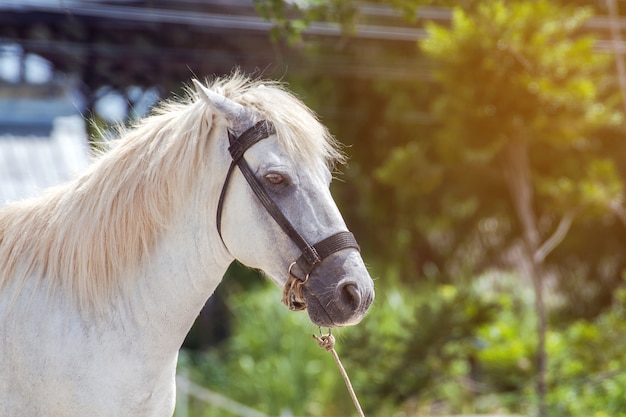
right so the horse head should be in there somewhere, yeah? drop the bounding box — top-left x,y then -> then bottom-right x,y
194,80 -> 374,328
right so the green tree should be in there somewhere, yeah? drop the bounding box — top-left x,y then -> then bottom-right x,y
417,1 -> 623,415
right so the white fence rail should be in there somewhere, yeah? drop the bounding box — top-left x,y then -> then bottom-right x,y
175,374 -> 526,417
175,374 -> 270,417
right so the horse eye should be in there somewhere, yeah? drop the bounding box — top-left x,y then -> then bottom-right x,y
265,173 -> 285,185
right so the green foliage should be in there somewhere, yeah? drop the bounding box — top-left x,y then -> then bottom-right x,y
179,280 -> 353,417
254,0 -> 359,43
180,273 -> 515,416
547,289 -> 626,416
342,276 -> 498,414
178,271 -> 626,417
537,158 -> 624,216
344,275 -> 626,416
421,0 -> 620,156
253,0 -> 441,43
473,274 -> 536,390
376,141 -> 445,198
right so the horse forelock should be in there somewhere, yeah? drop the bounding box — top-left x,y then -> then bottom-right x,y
206,72 -> 346,175
0,72 -> 342,312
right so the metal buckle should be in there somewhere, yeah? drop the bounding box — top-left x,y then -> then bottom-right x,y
288,261 -> 310,284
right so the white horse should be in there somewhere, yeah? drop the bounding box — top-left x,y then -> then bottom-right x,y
0,74 -> 374,417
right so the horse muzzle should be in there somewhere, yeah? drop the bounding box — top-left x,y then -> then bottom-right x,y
296,250 -> 374,328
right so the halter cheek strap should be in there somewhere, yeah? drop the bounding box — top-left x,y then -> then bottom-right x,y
215,120 -> 275,239
215,120 -> 360,289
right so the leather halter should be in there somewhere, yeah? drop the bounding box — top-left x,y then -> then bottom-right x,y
215,120 -> 360,282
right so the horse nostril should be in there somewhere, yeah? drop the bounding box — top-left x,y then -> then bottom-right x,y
338,282 -> 361,311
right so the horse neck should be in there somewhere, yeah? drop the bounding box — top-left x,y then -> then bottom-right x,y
120,132 -> 234,354
132,210 -> 230,350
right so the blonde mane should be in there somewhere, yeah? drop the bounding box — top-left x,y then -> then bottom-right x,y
0,72 -> 343,311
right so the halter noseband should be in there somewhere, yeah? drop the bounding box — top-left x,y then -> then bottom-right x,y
215,120 -> 360,309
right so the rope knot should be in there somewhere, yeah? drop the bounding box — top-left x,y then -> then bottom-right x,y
312,333 -> 336,352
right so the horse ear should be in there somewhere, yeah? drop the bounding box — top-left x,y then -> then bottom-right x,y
192,79 -> 246,118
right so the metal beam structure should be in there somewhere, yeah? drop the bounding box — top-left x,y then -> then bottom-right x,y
0,1 -> 623,89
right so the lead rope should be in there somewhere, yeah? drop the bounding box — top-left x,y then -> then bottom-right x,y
313,330 -> 365,417
282,270 -> 365,416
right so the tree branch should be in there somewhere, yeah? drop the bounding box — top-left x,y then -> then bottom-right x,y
534,210 -> 576,264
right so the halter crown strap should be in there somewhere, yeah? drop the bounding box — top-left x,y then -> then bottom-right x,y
229,120 -> 275,163
216,120 -> 360,280
216,120 -> 275,239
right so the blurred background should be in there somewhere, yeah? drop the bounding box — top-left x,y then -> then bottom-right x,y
2,0 -> 626,416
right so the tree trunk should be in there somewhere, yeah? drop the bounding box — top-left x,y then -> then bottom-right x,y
500,137 -> 547,417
